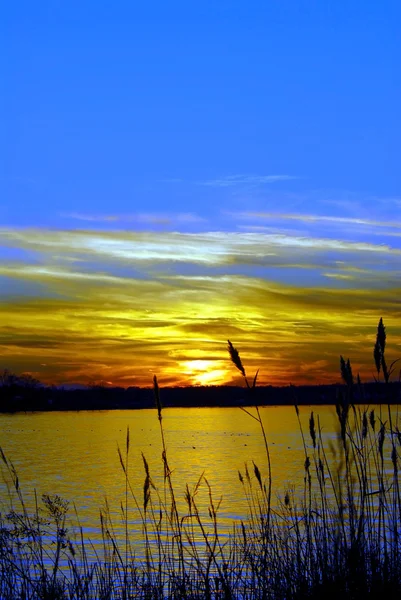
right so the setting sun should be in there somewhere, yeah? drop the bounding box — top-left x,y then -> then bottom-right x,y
181,360 -> 230,386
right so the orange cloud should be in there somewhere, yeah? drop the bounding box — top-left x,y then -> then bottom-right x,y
0,227 -> 400,387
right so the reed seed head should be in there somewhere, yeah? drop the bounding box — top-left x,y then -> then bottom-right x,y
126,426 -> 130,454
374,339 -> 382,375
391,445 -> 397,471
117,446 -> 126,475
153,374 -> 162,421
340,356 -> 353,386
374,318 -> 388,377
377,317 -> 386,354
253,461 -> 262,489
369,409 -> 376,431
143,476 -> 150,511
309,411 -> 316,449
378,423 -> 385,459
362,411 -> 368,440
142,452 -> 150,477
227,340 -> 246,378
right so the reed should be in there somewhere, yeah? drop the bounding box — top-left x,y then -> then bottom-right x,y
0,319 -> 400,599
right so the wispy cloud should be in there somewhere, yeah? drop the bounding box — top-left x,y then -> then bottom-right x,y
230,211 -> 401,241
133,212 -> 206,225
60,211 -> 206,226
60,212 -> 120,222
195,174 -> 295,187
322,195 -> 401,213
230,211 -> 401,230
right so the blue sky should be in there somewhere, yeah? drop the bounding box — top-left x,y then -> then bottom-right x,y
1,1 -> 400,386
2,0 -> 400,227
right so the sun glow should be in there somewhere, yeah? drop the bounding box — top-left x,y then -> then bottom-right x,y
181,360 -> 230,386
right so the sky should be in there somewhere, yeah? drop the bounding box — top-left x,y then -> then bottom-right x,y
1,1 -> 400,388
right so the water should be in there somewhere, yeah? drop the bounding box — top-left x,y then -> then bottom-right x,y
0,405 -> 398,555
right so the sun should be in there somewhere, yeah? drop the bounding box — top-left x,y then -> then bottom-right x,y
181,360 -> 229,386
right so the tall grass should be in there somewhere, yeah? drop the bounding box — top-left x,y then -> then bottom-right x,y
0,319 -> 400,599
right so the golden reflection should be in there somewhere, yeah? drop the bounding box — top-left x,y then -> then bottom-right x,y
2,405 -> 399,555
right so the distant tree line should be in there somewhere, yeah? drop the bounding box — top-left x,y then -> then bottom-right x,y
0,368 -> 400,413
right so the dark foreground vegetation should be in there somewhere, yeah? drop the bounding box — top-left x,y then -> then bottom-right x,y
0,318 -> 400,599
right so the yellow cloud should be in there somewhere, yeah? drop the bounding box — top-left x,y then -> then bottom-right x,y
0,226 -> 400,387
230,211 -> 401,231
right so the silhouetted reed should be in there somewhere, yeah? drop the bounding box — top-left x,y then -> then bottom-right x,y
0,318 -> 400,598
